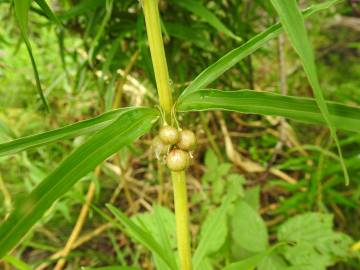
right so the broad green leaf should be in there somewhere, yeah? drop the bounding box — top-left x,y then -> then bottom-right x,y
34,0 -> 61,25
270,0 -> 349,184
132,206 -> 177,270
0,108 -> 158,258
230,200 -> 268,253
258,254 -> 288,270
0,107 -> 132,156
170,0 -> 241,41
13,0 -> 49,110
177,0 -> 343,101
193,194 -> 233,270
177,89 -> 360,133
3,255 -> 32,270
107,205 -> 178,270
223,244 -> 285,270
277,212 -> 354,269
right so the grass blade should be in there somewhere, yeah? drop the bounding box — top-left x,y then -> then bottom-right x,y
107,205 -> 178,270
177,0 -> 343,101
14,0 -> 49,111
0,108 -> 135,156
34,0 -> 61,25
170,0 -> 241,41
82,267 -> 141,270
0,108 -> 159,258
3,255 -> 32,270
177,89 -> 360,133
270,0 -> 349,184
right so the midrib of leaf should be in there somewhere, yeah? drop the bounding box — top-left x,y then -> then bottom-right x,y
1,116 -> 143,244
270,0 -> 349,184
0,109 -> 158,258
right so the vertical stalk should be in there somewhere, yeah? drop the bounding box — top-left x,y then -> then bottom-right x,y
142,0 -> 173,120
142,1 -> 192,270
172,171 -> 192,270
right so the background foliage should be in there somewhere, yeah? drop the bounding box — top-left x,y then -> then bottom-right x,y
0,0 -> 359,269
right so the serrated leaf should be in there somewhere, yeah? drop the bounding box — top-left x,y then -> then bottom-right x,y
0,108 -> 158,258
278,213 -> 354,269
177,89 -> 360,133
270,0 -> 349,184
107,205 -> 178,270
231,200 -> 268,253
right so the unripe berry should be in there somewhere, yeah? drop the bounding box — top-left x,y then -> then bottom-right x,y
152,136 -> 168,159
159,125 -> 179,145
177,130 -> 196,151
166,149 -> 190,171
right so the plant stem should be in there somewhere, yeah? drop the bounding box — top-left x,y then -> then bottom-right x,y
142,0 -> 173,121
172,171 -> 192,270
142,1 -> 192,269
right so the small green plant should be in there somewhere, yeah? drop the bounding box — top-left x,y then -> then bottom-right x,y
0,0 -> 359,269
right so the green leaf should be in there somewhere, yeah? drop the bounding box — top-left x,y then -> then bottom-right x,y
177,89 -> 360,133
3,255 -> 32,270
193,194 -> 233,270
277,212 -> 354,269
34,0 -> 61,25
132,206 -> 177,270
177,0 -> 343,101
0,108 -> 132,156
107,205 -> 178,270
270,0 -> 349,184
230,200 -> 268,253
13,0 -> 49,111
223,244 -> 285,270
58,0 -> 104,20
0,108 -> 158,258
170,0 -> 241,41
82,267 -> 141,270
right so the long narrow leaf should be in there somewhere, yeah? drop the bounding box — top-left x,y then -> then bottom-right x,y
107,205 -> 178,270
0,108 -> 133,156
0,108 -> 159,258
270,0 -> 349,184
34,0 -> 61,25
3,255 -> 32,270
170,0 -> 241,41
177,0 -> 342,101
14,0 -> 49,110
177,89 -> 360,133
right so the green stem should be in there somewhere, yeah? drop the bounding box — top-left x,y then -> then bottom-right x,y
142,0 -> 173,121
172,171 -> 192,270
142,1 -> 192,270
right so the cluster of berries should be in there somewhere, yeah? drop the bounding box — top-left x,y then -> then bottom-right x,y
154,125 -> 196,171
